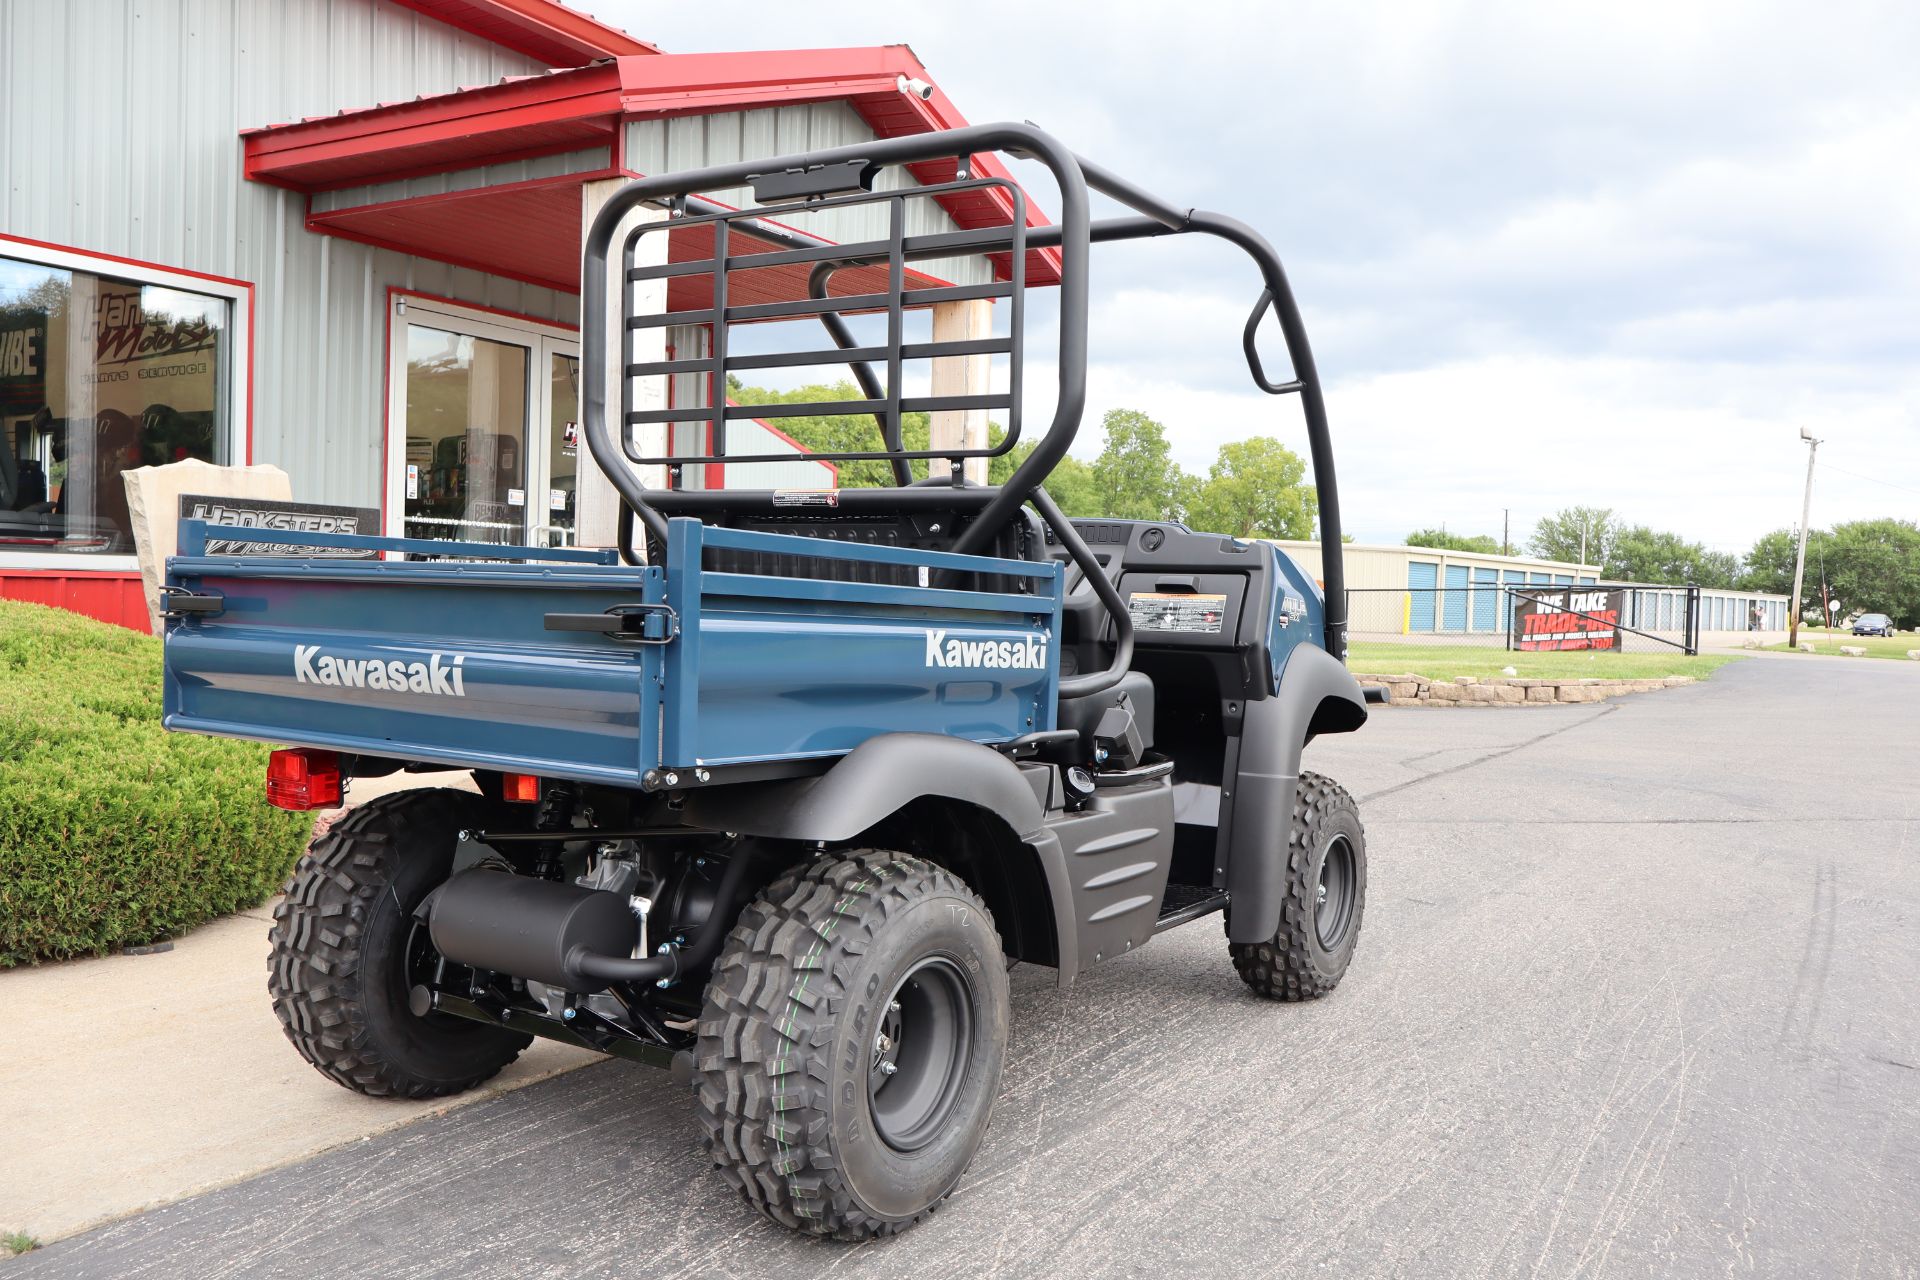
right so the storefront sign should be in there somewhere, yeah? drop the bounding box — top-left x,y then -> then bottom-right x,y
0,310 -> 47,413
1513,587 -> 1625,651
180,494 -> 380,558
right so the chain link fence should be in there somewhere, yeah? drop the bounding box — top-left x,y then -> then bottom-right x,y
1347,584 -> 1702,654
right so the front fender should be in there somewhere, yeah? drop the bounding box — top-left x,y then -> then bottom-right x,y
1224,645 -> 1367,944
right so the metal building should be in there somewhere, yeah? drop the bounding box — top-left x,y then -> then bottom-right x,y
0,0 -> 1041,629
1273,540 -> 1792,640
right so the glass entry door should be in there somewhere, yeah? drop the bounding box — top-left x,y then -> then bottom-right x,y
540,346 -> 580,547
389,298 -> 578,547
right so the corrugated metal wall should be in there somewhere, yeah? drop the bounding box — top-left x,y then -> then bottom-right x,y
0,0 -> 571,510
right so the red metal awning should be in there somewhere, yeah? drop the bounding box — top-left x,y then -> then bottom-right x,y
308,171 -> 952,302
247,47 -> 1061,300
387,0 -> 660,65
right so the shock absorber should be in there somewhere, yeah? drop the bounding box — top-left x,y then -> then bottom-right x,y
527,782 -> 577,879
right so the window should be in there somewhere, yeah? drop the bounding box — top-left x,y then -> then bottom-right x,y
1,245 -> 243,562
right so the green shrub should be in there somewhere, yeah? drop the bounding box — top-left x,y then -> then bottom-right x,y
0,599 -> 311,966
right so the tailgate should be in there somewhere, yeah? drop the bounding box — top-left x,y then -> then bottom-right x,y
162,524 -> 665,785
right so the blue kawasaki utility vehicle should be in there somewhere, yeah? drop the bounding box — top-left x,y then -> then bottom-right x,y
161,123 -> 1375,1239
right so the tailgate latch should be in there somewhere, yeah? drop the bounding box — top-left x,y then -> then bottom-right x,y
157,585 -> 225,619
544,603 -> 678,644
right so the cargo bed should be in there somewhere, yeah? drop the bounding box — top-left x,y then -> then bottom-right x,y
162,517 -> 1063,787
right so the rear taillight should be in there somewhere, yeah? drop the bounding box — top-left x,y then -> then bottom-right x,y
502,772 -> 542,804
266,748 -> 343,811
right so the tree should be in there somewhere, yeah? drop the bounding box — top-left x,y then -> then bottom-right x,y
1406,528 -> 1501,554
1824,519 -> 1920,628
1185,437 -> 1316,539
1604,525 -> 1738,587
1738,528 -> 1805,595
991,438 -> 1101,517
1090,408 -> 1188,522
726,379 -> 930,488
1528,506 -> 1618,566
1741,520 -> 1920,627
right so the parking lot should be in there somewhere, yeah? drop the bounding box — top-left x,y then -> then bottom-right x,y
20,654 -> 1919,1279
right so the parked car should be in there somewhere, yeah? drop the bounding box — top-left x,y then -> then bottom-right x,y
1851,613 -> 1896,637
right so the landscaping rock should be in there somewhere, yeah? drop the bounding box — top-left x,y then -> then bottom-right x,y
1908,650 -> 1920,660
1799,642 -> 1816,653
1839,645 -> 1867,657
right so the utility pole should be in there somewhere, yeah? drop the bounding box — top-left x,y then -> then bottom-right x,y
1788,428 -> 1820,647
1502,509 -> 1510,557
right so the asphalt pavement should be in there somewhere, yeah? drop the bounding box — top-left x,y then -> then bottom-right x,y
18,655 -> 1919,1279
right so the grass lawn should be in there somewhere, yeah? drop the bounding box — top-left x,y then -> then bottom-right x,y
1764,631 -> 1916,660
1346,641 -> 1742,682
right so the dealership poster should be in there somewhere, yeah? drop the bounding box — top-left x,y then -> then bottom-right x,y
1513,587 -> 1625,651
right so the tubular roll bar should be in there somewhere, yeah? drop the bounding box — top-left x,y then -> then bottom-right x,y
580,121 -> 1349,661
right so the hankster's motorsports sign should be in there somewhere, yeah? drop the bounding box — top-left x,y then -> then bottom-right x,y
1513,587 -> 1626,651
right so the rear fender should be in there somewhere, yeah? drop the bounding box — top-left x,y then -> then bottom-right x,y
679,734 -> 1077,976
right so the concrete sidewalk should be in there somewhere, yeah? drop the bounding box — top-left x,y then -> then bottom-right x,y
0,776 -> 599,1245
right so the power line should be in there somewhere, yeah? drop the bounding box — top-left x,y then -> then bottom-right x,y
1818,460 -> 1920,498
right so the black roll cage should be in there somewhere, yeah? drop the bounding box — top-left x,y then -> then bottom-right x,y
581,121 -> 1349,666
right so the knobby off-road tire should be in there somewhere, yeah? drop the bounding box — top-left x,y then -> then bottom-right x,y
693,851 -> 1010,1240
269,787 -> 531,1098
1228,771 -> 1368,1000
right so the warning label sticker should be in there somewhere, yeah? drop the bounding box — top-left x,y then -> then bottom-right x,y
770,489 -> 840,508
1128,592 -> 1229,634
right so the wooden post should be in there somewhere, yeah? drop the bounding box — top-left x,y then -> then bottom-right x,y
575,178 -> 668,552
927,298 -> 993,485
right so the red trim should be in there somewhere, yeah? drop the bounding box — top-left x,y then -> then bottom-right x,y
0,230 -> 257,475
389,286 -> 580,334
0,569 -> 149,633
389,0 -> 658,66
0,230 -> 251,291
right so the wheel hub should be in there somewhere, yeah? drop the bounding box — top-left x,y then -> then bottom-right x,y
1315,834 -> 1357,951
866,957 -> 974,1153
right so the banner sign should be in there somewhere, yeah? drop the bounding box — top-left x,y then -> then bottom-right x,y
1513,587 -> 1625,651
180,494 -> 380,559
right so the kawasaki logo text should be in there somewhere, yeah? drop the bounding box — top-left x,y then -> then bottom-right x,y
295,645 -> 466,696
923,630 -> 1047,670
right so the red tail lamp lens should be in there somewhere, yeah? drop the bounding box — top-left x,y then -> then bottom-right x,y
265,748 -> 343,811
502,773 -> 542,804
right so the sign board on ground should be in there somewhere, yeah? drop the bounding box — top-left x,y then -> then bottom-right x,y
180,494 -> 380,559
1513,587 -> 1626,651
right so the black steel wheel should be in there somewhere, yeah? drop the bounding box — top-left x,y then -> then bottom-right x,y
1228,771 -> 1368,1001
268,788 -> 530,1098
868,956 -> 976,1153
692,852 -> 1009,1240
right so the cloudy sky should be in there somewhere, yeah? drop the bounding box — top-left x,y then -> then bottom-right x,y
593,0 -> 1918,552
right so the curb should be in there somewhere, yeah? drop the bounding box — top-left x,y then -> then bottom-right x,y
1354,673 -> 1695,707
